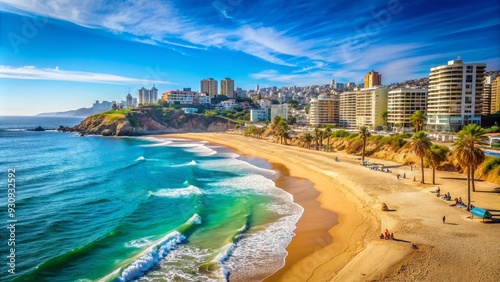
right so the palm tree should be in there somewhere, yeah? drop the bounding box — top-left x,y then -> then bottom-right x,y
426,144 -> 450,185
382,111 -> 389,126
358,126 -> 371,165
410,111 -> 426,132
452,124 -> 486,210
300,133 -> 314,149
276,119 -> 290,145
313,127 -> 323,150
409,131 -> 432,184
324,125 -> 333,152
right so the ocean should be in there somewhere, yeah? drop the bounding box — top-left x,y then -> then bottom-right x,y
0,116 -> 303,282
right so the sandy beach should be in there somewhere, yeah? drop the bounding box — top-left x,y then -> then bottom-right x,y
159,133 -> 500,282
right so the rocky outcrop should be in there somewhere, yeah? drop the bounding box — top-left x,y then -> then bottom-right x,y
69,108 -> 236,136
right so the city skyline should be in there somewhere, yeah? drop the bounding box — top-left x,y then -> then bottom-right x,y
1,0 -> 499,115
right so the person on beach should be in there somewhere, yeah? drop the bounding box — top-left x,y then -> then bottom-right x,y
403,173 -> 406,178
442,216 -> 446,224
413,177 -> 416,182
397,174 -> 400,180
437,186 -> 440,194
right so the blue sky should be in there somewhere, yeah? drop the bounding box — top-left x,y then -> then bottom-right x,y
0,0 -> 499,115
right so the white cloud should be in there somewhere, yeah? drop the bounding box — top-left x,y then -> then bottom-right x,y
0,65 -> 172,85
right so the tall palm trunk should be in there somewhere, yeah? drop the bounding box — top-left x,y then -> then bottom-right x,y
467,166 -> 471,211
420,156 -> 425,184
471,166 -> 476,192
361,137 -> 366,165
432,167 -> 436,185
327,137 -> 330,152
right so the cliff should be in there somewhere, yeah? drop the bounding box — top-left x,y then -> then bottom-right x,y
65,108 -> 236,136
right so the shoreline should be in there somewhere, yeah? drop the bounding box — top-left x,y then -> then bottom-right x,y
157,133 -> 500,281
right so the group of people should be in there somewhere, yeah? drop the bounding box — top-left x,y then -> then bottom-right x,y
380,229 -> 394,240
451,197 -> 465,207
396,173 -> 406,180
440,191 -> 451,201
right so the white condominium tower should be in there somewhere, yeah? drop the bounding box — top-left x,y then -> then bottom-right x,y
138,85 -> 158,105
427,57 -> 486,131
387,88 -> 427,132
220,78 -> 235,98
200,78 -> 218,98
339,91 -> 357,129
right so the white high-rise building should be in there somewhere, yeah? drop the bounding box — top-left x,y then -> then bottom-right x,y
138,85 -> 158,105
427,57 -> 486,131
126,94 -> 133,108
387,88 -> 427,132
201,78 -> 218,98
339,91 -> 357,129
270,104 -> 289,121
220,78 -> 235,98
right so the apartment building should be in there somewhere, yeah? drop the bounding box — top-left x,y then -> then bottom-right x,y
220,78 -> 235,98
309,95 -> 339,126
427,57 -> 486,131
364,70 -> 382,88
355,86 -> 388,130
200,78 -> 218,98
339,91 -> 357,129
387,88 -> 427,132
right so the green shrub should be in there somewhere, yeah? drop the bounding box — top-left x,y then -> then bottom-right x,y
483,157 -> 500,174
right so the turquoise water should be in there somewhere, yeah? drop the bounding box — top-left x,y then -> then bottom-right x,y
0,116 -> 303,281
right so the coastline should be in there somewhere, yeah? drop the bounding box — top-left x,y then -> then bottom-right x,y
157,132 -> 500,282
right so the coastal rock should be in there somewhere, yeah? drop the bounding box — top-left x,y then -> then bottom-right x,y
30,126 -> 46,131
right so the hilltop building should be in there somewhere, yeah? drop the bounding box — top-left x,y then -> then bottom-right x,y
201,78 -> 218,98
355,86 -> 388,130
220,78 -> 235,98
427,57 -> 485,131
387,88 -> 427,132
138,85 -> 158,105
364,70 -> 382,88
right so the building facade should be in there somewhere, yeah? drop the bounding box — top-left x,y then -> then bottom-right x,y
492,76 -> 500,114
138,85 -> 158,105
387,88 -> 428,132
200,78 -> 218,98
161,90 -> 198,105
339,91 -> 357,129
250,109 -> 269,122
364,70 -> 382,88
126,94 -> 134,108
355,86 -> 388,130
427,58 -> 486,131
309,95 -> 339,126
482,76 -> 495,115
220,78 -> 235,98
270,104 -> 289,121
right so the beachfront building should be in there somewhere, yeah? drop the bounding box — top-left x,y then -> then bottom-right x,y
270,104 -> 289,121
355,86 -> 388,130
339,91 -> 357,129
491,76 -> 500,114
482,76 -> 495,115
309,94 -> 339,126
201,78 -> 218,98
364,70 -> 382,88
161,90 -> 198,105
220,78 -> 235,98
387,88 -> 428,132
138,85 -> 158,105
250,109 -> 269,122
427,57 -> 486,132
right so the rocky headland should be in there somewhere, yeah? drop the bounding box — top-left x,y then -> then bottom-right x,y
59,107 -> 236,136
